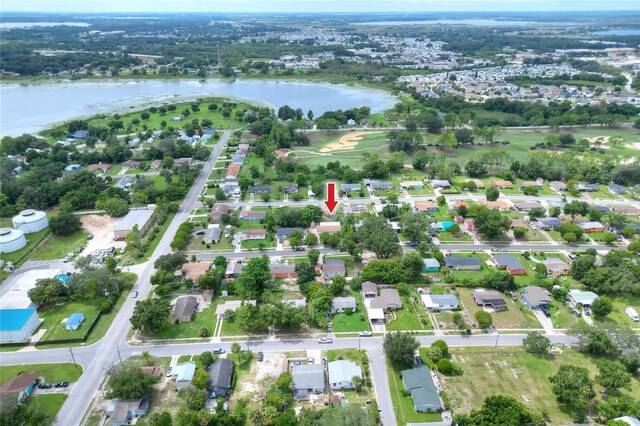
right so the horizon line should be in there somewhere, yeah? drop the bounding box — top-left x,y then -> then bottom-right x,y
2,10 -> 639,14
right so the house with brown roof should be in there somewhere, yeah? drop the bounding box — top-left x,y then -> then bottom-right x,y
414,202 -> 439,213
172,296 -> 198,323
462,178 -> 484,188
140,366 -> 162,377
87,163 -> 111,173
226,164 -> 241,182
269,263 -> 298,279
121,160 -> 142,169
240,229 -> 266,240
489,180 -> 513,189
210,204 -> 232,222
0,373 -> 38,405
480,200 -> 510,211
316,222 -> 341,234
451,201 -> 470,210
149,159 -> 162,169
241,134 -> 258,142
174,157 -> 193,165
180,262 -> 211,281
321,261 -> 346,280
612,205 -> 640,216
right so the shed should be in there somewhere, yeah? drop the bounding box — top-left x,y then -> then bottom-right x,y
65,312 -> 84,331
422,258 -> 440,272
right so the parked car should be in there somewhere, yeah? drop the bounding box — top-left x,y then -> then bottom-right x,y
257,352 -> 264,362
572,308 -> 582,317
76,246 -> 84,253
308,357 -> 314,364
295,247 -> 306,251
54,382 -> 69,388
542,307 -> 551,317
38,383 -> 53,389
131,291 -> 138,299
359,331 -> 372,337
317,337 -> 333,344
212,348 -> 225,354
120,247 -> 127,254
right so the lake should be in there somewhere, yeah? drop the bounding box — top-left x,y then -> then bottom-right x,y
0,79 -> 396,136
592,29 -> 640,35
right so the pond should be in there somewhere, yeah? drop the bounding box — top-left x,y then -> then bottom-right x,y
0,78 -> 396,136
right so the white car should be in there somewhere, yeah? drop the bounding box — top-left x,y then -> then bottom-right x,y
317,337 -> 333,344
359,331 -> 372,337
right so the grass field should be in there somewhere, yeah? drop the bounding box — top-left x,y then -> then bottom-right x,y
0,363 -> 83,385
26,394 -> 68,419
38,303 -> 101,342
386,297 -> 424,331
332,291 -> 371,332
441,347 -> 640,424
152,297 -> 218,339
30,231 -> 88,261
456,288 -> 537,329
387,360 -> 442,425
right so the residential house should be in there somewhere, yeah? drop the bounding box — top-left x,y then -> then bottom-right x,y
414,202 -> 439,213
542,259 -> 570,276
121,160 -> 142,169
210,204 -> 232,222
204,226 -> 221,244
70,130 -> 89,140
240,229 -> 267,240
322,261 -> 346,280
180,262 -> 211,281
269,263 -> 297,279
371,288 -> 403,311
513,202 -> 542,213
0,373 -> 38,405
284,296 -> 307,308
241,210 -> 267,221
330,296 -> 357,314
431,179 -> 451,189
64,164 -> 81,173
534,218 -> 561,230
576,183 -> 600,192
207,358 -> 234,397
114,176 -> 133,190
464,218 -> 477,232
612,205 -> 640,216
276,228 -> 304,239
232,154 -> 246,165
366,180 -> 394,191
172,296 -> 198,323
344,204 -> 368,215
316,222 -> 341,234
444,256 -> 482,271
608,183 -> 627,195
549,181 -> 567,192
510,219 -> 527,230
149,159 -> 162,169
248,186 -> 271,195
241,134 -> 258,142
472,290 -> 507,311
422,258 -> 441,272
489,180 -> 513,189
401,365 -> 443,413
214,300 -> 256,319
292,364 -> 325,400
226,164 -> 241,182
106,398 -> 149,426
328,360 -> 363,390
590,205 -> 609,215
128,138 -> 141,146
237,143 -> 250,154
174,158 -> 192,166
225,262 -> 244,279
64,312 -> 84,330
169,362 -> 196,390
518,181 -> 543,190
361,282 -> 378,298
282,183 -> 299,194
463,179 -> 484,188
494,254 -> 526,275
521,286 -> 551,309
568,290 -> 598,307
421,294 -> 459,311
578,221 -> 604,233
87,163 -> 111,173
479,200 -> 510,211
400,181 -> 424,190
451,201 -> 470,210
221,184 -> 241,198
341,183 -> 362,193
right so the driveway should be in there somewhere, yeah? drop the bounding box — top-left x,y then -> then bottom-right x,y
532,309 -> 555,334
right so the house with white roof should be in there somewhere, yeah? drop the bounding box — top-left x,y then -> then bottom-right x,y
328,360 -> 363,390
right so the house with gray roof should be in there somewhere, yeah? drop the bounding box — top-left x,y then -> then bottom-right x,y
431,179 -> 451,189
340,183 -> 362,193
292,364 -> 325,399
106,398 -> 149,426
494,254 -> 526,275
471,289 -> 507,311
203,226 -> 221,244
521,286 -> 551,309
276,228 -> 304,239
361,282 -> 378,298
513,202 -> 542,213
608,183 -> 627,195
371,288 -> 403,311
444,256 -> 482,271
207,358 -> 234,397
367,180 -> 394,191
328,360 -> 362,390
421,294 -> 459,311
576,183 -> 599,192
549,181 -> 567,192
535,218 -> 561,230
401,365 -> 442,413
330,296 -> 356,314
248,186 -> 271,194
172,296 -> 198,323
113,209 -> 155,240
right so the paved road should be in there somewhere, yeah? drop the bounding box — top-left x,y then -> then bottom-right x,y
48,130 -> 233,426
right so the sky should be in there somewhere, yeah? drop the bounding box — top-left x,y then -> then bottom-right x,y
1,0 -> 638,13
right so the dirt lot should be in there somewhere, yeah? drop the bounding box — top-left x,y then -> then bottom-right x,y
319,131 -> 383,153
80,214 -> 125,254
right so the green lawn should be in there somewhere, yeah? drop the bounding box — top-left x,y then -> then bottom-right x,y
30,231 -> 88,261
387,360 -> 442,425
386,297 -> 423,331
0,229 -> 49,266
152,298 -> 218,339
25,394 -> 67,419
0,363 -> 83,385
38,303 -> 101,342
456,288 -> 536,329
602,293 -> 640,327
332,292 -> 370,332
441,347 -> 640,425
325,349 -> 363,363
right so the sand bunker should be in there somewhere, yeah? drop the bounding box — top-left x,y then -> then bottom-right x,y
319,131 -> 383,153
628,142 -> 640,150
81,214 -> 125,253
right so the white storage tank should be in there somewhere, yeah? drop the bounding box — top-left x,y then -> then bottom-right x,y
0,228 -> 27,253
12,209 -> 48,233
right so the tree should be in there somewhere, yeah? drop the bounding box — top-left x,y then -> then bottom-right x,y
49,214 -> 82,236
591,296 -> 613,318
351,375 -> 364,391
383,331 -> 419,366
107,365 -> 158,399
400,211 -> 427,242
307,249 -> 320,265
513,227 -> 527,239
629,239 -> 640,253
474,206 -> 511,239
130,298 -> 171,334
620,226 -> 635,239
0,402 -> 53,426
454,395 -> 541,426
601,232 -> 618,245
485,186 -> 500,201
148,412 -> 173,426
298,404 -> 375,426
570,255 -> 595,279
356,216 -> 401,258
549,365 -> 595,422
474,311 -> 493,329
305,232 -> 318,246
288,230 -> 303,248
564,201 -> 589,220
596,361 -> 631,392
192,368 -> 209,390
236,255 -> 271,299
125,224 -> 144,256
563,232 -> 577,243
558,133 -> 576,147
523,332 -> 551,355
154,253 -> 187,272
96,197 -> 129,217
432,340 -> 449,358
27,278 -> 69,306
400,253 -> 424,281
199,351 -> 215,368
